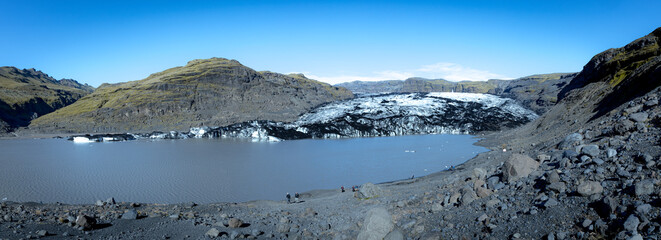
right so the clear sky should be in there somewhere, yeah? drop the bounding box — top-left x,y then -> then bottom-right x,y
2,1 -> 660,86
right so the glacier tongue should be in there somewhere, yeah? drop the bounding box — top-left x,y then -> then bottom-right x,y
69,93 -> 538,142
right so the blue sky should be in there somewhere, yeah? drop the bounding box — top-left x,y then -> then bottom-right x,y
2,1 -> 660,86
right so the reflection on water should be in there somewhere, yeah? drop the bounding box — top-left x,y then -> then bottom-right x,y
0,134 -> 486,204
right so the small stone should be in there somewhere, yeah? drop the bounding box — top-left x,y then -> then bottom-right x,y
634,180 -> 655,196
230,231 -> 239,239
543,198 -> 559,208
556,232 -> 567,240
476,186 -> 493,198
473,168 -> 487,180
581,219 -> 592,228
577,181 -> 603,197
635,204 -> 652,215
581,145 -> 600,157
357,207 -> 394,240
546,171 -> 560,184
547,182 -> 567,193
513,233 -> 521,238
105,197 -> 116,205
623,215 -> 640,232
606,148 -> 617,158
121,209 -> 138,220
3,215 -> 12,222
537,154 -> 551,162
486,199 -> 501,208
431,203 -> 443,213
169,214 -> 179,219
559,133 -> 583,150
206,228 -> 221,238
592,158 -> 604,165
384,228 -> 404,240
228,218 -> 243,228
629,112 -> 649,122
628,234 -> 643,240
36,230 -> 48,237
477,213 -> 488,222
277,224 -> 291,233
251,229 -> 263,237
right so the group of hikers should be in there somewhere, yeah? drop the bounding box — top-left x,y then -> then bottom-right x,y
340,185 -> 359,193
285,192 -> 300,204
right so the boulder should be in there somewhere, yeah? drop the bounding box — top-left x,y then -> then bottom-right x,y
476,186 -> 493,198
473,168 -> 487,180
576,181 -> 603,197
206,228 -> 221,237
228,218 -> 243,228
357,207 -> 394,240
75,215 -> 96,230
356,183 -> 384,199
502,154 -> 539,182
121,209 -> 138,220
461,188 -> 478,205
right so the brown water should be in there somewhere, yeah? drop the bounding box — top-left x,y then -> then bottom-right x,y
0,134 -> 486,204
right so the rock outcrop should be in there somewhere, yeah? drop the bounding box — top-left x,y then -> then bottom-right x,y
29,58 -> 353,133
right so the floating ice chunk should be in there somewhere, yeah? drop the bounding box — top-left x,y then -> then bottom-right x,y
102,137 -> 118,142
73,137 -> 95,143
189,127 -> 210,138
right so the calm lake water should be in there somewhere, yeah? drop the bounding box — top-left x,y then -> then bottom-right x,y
0,134 -> 486,204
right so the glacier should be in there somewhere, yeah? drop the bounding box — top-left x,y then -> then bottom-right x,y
68,93 -> 538,142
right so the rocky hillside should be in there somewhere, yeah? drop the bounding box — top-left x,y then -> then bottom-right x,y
29,58 -> 353,133
336,73 -> 575,115
0,67 -> 94,134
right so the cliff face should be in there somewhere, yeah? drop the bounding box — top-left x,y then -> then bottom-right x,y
559,27 -> 661,118
0,67 -> 94,133
29,58 -> 354,133
504,27 -> 661,149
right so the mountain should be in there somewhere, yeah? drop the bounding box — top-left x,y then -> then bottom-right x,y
29,58 -> 354,133
0,67 -> 94,134
508,27 -> 661,146
335,73 -> 576,115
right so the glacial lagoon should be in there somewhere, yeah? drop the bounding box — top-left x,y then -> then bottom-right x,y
0,134 -> 487,204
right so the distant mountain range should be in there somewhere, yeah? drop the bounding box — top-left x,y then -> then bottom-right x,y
335,73 -> 577,115
4,28 -> 658,137
0,67 -> 94,134
28,58 -> 353,133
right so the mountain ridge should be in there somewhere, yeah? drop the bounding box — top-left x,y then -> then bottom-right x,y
0,66 -> 94,134
29,58 -> 354,133
336,73 -> 576,114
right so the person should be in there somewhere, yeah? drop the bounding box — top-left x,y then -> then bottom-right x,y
351,186 -> 356,192
294,192 -> 300,203
341,186 -> 345,192
286,193 -> 291,203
